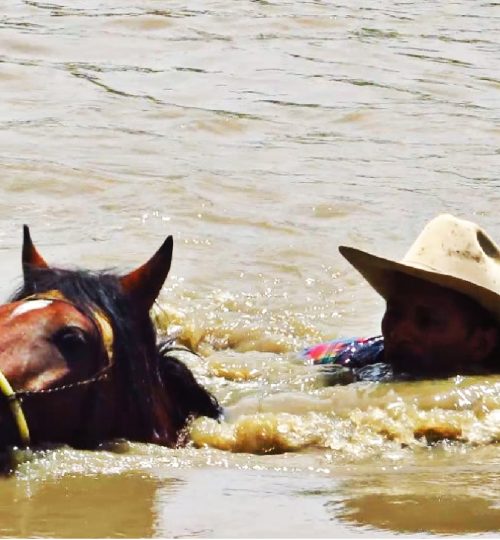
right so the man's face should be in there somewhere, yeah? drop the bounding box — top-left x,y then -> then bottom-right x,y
381,274 -> 489,378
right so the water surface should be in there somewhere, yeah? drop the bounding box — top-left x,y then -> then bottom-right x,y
0,0 -> 499,537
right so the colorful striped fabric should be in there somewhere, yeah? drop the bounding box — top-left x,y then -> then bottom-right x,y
300,335 -> 385,368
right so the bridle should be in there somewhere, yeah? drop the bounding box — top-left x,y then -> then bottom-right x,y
0,291 -> 115,447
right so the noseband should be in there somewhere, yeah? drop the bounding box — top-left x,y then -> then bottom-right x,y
0,291 -> 114,447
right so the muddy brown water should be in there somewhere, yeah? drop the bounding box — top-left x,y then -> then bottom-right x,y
0,0 -> 499,537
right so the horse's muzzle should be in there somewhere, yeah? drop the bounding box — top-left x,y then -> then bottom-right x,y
0,399 -> 26,451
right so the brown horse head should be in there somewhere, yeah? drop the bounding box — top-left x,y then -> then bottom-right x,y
0,227 -> 220,452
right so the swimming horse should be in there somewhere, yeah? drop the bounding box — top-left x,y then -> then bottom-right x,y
0,226 -> 220,452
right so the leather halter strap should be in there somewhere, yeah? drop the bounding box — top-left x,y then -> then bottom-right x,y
0,291 -> 115,447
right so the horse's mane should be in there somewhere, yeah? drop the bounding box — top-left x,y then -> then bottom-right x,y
11,267 -> 221,441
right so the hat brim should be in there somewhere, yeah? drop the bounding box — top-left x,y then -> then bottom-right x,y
339,245 -> 500,321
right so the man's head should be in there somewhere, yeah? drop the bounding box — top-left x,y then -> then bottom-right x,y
339,214 -> 500,378
381,272 -> 498,377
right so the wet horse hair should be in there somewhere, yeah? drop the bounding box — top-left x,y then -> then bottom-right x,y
10,266 -> 221,443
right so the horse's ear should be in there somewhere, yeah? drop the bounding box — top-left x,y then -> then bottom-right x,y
120,236 -> 173,312
22,225 -> 49,283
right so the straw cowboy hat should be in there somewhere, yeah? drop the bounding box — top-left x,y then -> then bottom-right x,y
339,214 -> 500,320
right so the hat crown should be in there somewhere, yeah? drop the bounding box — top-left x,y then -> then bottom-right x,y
402,214 -> 500,293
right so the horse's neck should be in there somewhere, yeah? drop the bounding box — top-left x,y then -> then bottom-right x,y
111,348 -> 178,446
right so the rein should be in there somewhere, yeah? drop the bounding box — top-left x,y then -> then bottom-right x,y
0,291 -> 115,447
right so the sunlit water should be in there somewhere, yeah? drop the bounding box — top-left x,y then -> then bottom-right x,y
0,0 -> 499,537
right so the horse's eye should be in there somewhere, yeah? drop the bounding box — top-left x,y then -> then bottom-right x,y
52,327 -> 90,360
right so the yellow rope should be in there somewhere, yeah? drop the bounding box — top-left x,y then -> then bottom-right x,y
0,371 -> 30,446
